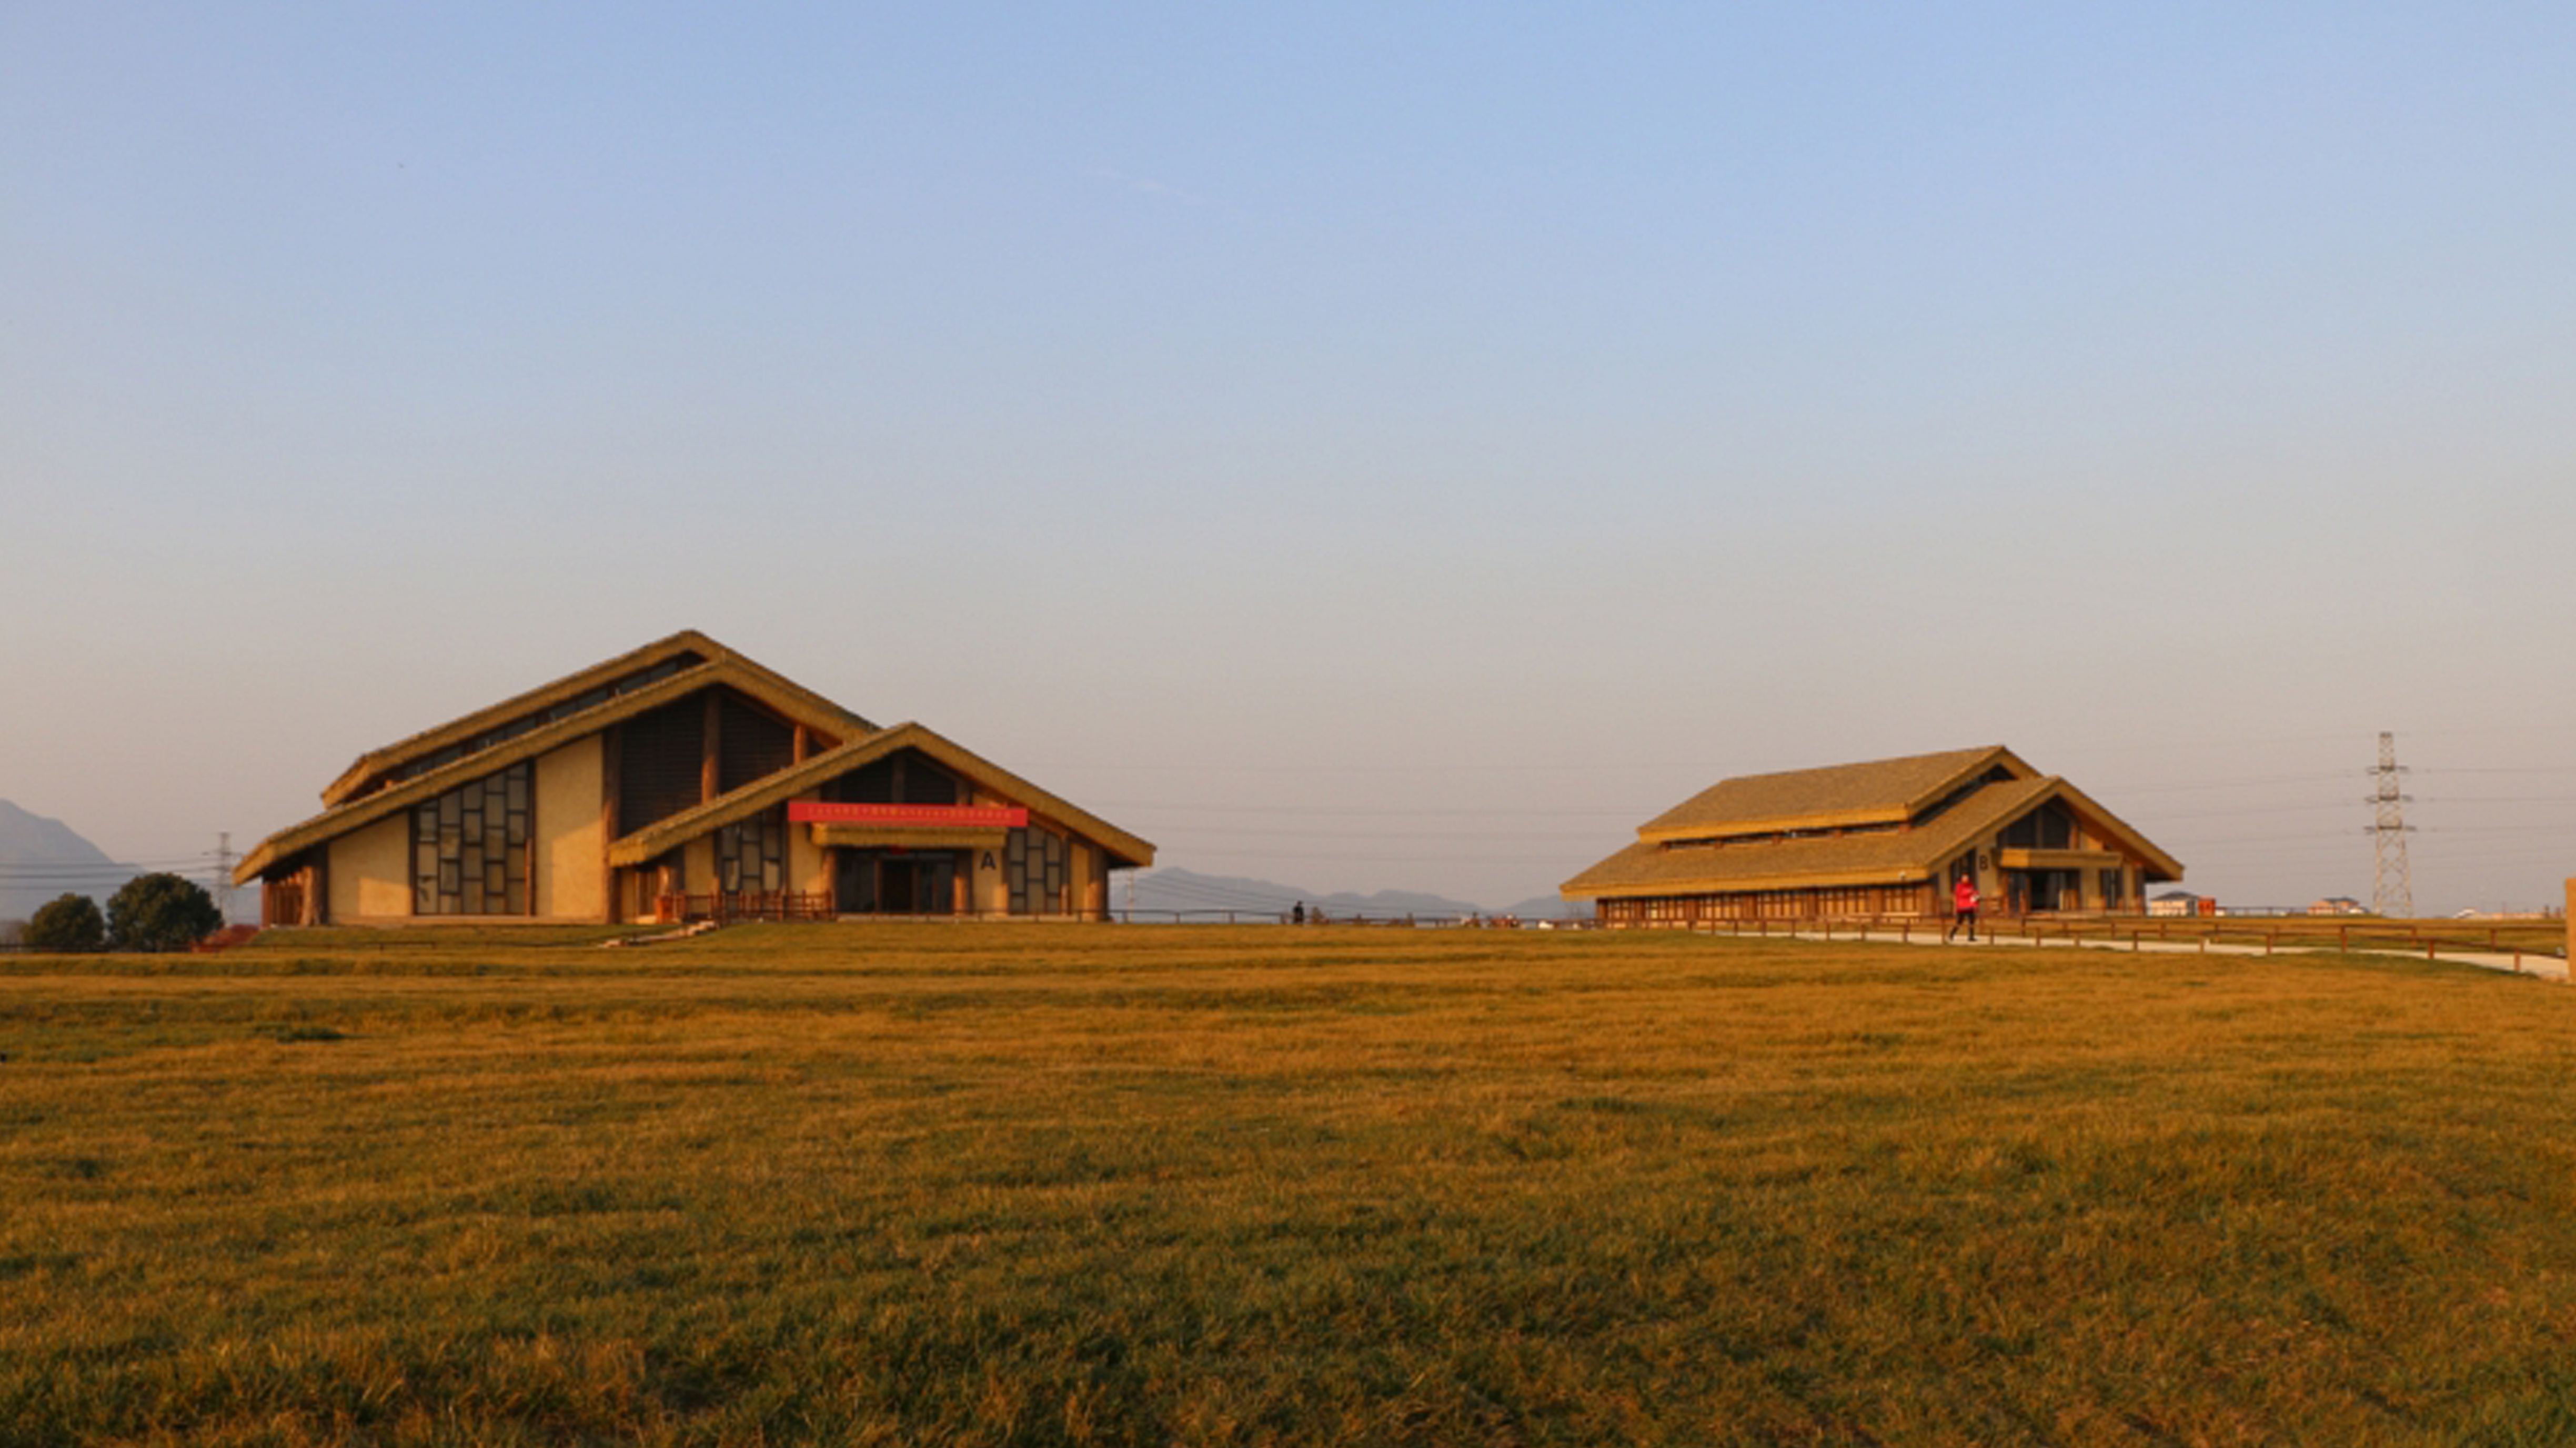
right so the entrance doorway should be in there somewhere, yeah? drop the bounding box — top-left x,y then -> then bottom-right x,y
834,850 -> 959,915
2005,868 -> 2080,913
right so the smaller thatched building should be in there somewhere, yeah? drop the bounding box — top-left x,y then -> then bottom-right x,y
1561,746 -> 2181,927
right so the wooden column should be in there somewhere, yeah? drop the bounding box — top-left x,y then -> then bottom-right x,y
601,728 -> 622,923
523,762 -> 540,918
701,692 -> 722,805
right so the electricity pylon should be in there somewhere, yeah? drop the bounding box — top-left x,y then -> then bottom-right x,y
2367,731 -> 2413,919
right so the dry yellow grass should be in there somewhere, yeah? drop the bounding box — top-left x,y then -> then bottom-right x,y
5,922 -> 2574,1445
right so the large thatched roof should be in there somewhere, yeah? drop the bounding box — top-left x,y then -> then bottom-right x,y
1638,745 -> 2031,842
321,631 -> 869,807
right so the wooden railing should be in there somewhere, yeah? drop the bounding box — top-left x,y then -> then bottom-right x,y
655,890 -> 837,924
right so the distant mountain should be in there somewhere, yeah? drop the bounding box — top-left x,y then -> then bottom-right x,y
1121,867 -> 1575,922
1500,893 -> 1592,921
0,800 -> 129,921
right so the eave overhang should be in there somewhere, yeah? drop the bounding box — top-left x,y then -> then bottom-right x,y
810,825 -> 1011,851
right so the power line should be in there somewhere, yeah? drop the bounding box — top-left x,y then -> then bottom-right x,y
0,845 -> 219,866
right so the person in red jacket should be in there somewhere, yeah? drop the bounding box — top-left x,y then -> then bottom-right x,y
1947,871 -> 1980,942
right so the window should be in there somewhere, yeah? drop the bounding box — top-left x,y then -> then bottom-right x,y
718,806 -> 788,892
1006,826 -> 1066,915
829,749 -> 958,806
2000,801 -> 2074,850
413,763 -> 530,915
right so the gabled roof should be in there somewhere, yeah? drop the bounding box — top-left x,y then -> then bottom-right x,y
1567,774 -> 2055,900
2035,778 -> 2185,882
1637,745 -> 2034,843
321,631 -> 869,807
606,721 -> 1156,870
235,652 -> 864,883
1563,753 -> 2183,901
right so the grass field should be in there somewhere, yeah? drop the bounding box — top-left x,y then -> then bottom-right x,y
6,923 -> 2575,1446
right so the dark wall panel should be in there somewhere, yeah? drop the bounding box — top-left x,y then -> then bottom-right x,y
618,698 -> 705,833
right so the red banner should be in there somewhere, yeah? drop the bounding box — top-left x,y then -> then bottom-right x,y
788,801 -> 1027,828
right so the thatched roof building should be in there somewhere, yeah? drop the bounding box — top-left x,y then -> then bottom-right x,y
1561,746 -> 2181,926
235,632 -> 1152,926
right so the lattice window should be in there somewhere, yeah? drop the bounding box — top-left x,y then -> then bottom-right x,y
412,763 -> 530,915
1005,826 -> 1066,916
718,806 -> 788,892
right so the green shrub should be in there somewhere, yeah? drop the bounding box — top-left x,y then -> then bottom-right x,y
105,873 -> 222,953
24,893 -> 106,952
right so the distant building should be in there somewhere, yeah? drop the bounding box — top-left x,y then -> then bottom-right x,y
2148,891 -> 2207,918
234,632 -> 1153,926
1561,746 -> 2182,927
2308,896 -> 2366,916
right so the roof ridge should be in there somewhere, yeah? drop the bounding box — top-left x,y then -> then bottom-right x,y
1637,746 -> 2023,841
320,631 -> 869,806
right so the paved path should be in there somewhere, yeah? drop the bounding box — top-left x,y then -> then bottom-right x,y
1735,924 -> 2570,983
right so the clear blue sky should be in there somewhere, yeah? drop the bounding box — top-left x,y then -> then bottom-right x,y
6,4 -> 2573,912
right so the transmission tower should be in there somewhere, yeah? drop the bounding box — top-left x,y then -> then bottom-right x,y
2366,732 -> 2413,919
215,832 -> 236,923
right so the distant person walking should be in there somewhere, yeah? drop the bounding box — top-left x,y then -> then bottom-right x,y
1947,873 -> 1980,943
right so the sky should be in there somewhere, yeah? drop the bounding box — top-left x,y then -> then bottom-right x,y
5,3 -> 2574,915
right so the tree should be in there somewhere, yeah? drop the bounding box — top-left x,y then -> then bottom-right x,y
106,873 -> 222,953
24,892 -> 107,952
